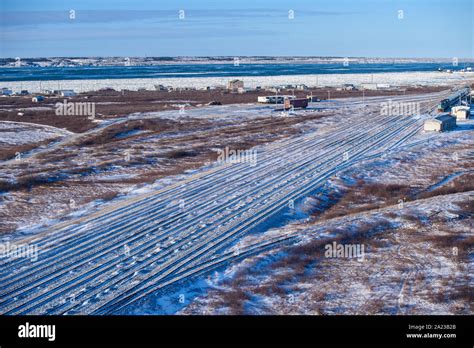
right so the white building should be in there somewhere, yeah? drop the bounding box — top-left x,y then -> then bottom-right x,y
360,83 -> 392,90
1,87 -> 13,96
258,95 -> 294,104
56,90 -> 76,97
451,106 -> 470,120
32,96 -> 45,103
424,114 -> 456,132
227,79 -> 244,92
342,84 -> 356,91
361,83 -> 378,90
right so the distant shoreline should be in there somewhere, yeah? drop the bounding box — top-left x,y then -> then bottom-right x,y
1,56 -> 474,69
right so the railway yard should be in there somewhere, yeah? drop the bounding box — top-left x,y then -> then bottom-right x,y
0,87 -> 472,315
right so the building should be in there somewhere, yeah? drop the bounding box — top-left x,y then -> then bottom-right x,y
284,98 -> 308,109
1,87 -> 13,96
296,84 -> 308,90
360,83 -> 392,90
423,114 -> 456,132
376,84 -> 391,90
266,87 -> 280,93
61,90 -> 76,97
54,89 -> 76,97
258,95 -> 294,104
32,96 -> 45,103
258,96 -> 271,103
451,106 -> 470,120
227,79 -> 244,92
361,83 -> 378,90
337,84 -> 356,91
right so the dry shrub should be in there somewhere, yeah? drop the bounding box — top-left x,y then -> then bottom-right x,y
455,199 -> 474,214
310,291 -> 325,302
362,183 -> 411,200
365,298 -> 386,314
419,173 -> 474,199
421,233 -> 472,261
97,191 -> 118,202
221,289 -> 250,315
319,182 -> 414,220
165,150 -> 198,159
0,140 -> 53,161
448,284 -> 474,303
401,213 -> 425,228
0,180 -> 15,192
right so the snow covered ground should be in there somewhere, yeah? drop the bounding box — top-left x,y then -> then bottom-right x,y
1,88 -> 471,315
179,119 -> 473,315
2,71 -> 474,93
0,121 -> 71,146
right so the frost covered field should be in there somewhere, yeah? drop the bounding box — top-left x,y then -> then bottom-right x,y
181,119 -> 474,315
0,101 -> 332,235
3,71 -> 474,93
0,121 -> 71,146
0,86 -> 472,316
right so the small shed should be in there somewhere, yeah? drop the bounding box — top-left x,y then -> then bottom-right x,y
361,83 -> 378,90
58,90 -> 76,97
258,95 -> 293,104
424,114 -> 456,132
227,79 -> 244,92
284,98 -> 309,109
1,87 -> 13,96
451,106 -> 470,120
338,84 -> 356,91
32,96 -> 45,103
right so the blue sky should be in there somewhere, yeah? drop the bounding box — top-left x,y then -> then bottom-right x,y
1,0 -> 472,58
